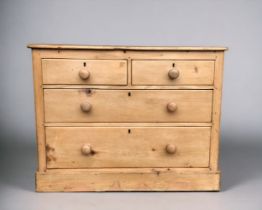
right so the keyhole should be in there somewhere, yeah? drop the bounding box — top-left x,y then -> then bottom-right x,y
128,92 -> 131,96
128,129 -> 131,134
83,62 -> 86,67
172,63 -> 175,67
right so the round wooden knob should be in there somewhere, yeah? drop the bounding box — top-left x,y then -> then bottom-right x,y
166,144 -> 176,154
80,102 -> 92,112
167,102 -> 177,112
168,68 -> 179,80
81,144 -> 92,155
79,69 -> 90,80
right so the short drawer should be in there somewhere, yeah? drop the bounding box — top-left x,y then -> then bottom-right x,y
132,60 -> 214,85
46,127 -> 211,168
42,59 -> 127,85
44,89 -> 213,123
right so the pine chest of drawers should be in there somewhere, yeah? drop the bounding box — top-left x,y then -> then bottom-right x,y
28,44 -> 226,192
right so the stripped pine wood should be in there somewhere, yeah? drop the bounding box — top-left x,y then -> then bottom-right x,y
45,127 -> 211,168
29,45 -> 226,192
42,59 -> 127,85
36,168 -> 220,192
44,89 -> 213,123
34,49 -> 219,60
44,122 -> 213,127
42,85 -> 214,89
209,52 -> 225,171
132,60 -> 215,85
32,50 -> 46,172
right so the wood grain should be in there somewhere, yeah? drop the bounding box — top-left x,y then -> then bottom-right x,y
29,45 -> 225,192
37,49 -> 219,60
132,60 -> 214,85
44,89 -> 213,123
46,127 -> 211,168
44,122 -> 213,127
36,168 -> 220,191
42,59 -> 127,85
209,52 -> 224,171
42,85 -> 214,90
31,50 -> 46,172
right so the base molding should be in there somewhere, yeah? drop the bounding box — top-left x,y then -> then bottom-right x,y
36,168 -> 220,192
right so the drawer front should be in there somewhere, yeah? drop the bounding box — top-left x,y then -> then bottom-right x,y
44,89 -> 213,123
132,60 -> 214,85
42,59 -> 127,85
46,127 -> 211,168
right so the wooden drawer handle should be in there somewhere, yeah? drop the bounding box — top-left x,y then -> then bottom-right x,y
166,144 -> 176,154
79,69 -> 90,80
168,68 -> 179,80
80,102 -> 92,112
167,102 -> 177,112
81,144 -> 92,155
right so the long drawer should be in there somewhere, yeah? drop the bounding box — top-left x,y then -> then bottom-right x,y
44,89 -> 213,123
46,127 -> 211,168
